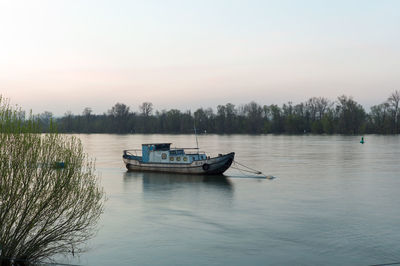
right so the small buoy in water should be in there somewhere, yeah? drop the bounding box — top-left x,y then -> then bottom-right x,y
53,161 -> 66,169
360,136 -> 365,144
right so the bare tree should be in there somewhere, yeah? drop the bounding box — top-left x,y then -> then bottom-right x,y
306,97 -> 331,120
108,103 -> 130,118
315,97 -> 332,120
39,111 -> 53,128
82,107 -> 93,117
387,90 -> 400,132
306,98 -> 318,121
139,102 -> 153,116
0,97 -> 105,265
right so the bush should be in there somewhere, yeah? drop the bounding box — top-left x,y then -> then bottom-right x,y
0,97 -> 105,265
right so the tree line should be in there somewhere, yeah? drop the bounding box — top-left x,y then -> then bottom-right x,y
38,91 -> 400,134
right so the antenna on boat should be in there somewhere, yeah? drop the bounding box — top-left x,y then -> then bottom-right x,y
193,115 -> 199,153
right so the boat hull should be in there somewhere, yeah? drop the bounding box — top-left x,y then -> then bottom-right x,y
123,152 -> 234,175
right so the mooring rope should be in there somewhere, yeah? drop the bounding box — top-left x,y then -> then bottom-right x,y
230,165 -> 255,177
233,160 -> 263,174
230,160 -> 276,179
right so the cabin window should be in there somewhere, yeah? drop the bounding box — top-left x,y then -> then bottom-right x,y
183,157 -> 188,161
170,157 -> 174,161
192,157 -> 195,161
161,153 -> 167,160
155,144 -> 170,151
177,157 -> 181,161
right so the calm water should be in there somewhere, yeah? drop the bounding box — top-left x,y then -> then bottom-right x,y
61,134 -> 400,266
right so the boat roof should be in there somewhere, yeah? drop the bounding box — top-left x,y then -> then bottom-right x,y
141,143 -> 172,146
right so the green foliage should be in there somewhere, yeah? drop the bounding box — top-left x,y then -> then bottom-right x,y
321,112 -> 335,134
336,95 -> 366,134
311,120 -> 323,134
0,97 -> 105,264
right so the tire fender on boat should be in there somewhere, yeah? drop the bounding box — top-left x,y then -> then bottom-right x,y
202,163 -> 210,171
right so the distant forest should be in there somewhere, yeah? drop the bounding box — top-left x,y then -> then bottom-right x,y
38,91 -> 400,135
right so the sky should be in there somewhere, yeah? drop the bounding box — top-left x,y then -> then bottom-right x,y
0,0 -> 399,115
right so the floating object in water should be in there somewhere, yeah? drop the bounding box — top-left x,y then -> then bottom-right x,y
122,143 -> 234,175
360,136 -> 365,144
53,161 -> 66,169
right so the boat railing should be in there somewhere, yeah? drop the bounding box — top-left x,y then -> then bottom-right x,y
123,149 -> 142,157
171,147 -> 206,154
123,148 -> 207,156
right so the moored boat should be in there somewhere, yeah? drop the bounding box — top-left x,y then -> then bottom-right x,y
123,143 -> 234,175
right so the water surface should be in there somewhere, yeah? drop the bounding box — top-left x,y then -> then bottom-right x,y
62,134 -> 400,265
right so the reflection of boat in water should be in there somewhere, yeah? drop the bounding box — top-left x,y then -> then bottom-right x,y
123,171 -> 233,191
144,172 -> 232,187
123,172 -> 233,208
123,143 -> 234,175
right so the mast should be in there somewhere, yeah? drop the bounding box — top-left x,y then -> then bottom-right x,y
194,116 -> 199,154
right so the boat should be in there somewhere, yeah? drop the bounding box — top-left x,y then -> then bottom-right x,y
122,143 -> 234,175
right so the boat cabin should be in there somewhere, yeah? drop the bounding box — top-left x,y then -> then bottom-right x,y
140,143 -> 206,164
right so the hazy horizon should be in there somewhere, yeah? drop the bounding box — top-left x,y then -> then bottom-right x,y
1,0 -> 399,116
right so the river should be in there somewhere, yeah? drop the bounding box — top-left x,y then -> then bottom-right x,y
61,134 -> 400,266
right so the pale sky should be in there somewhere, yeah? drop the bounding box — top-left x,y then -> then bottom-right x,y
0,0 -> 399,115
